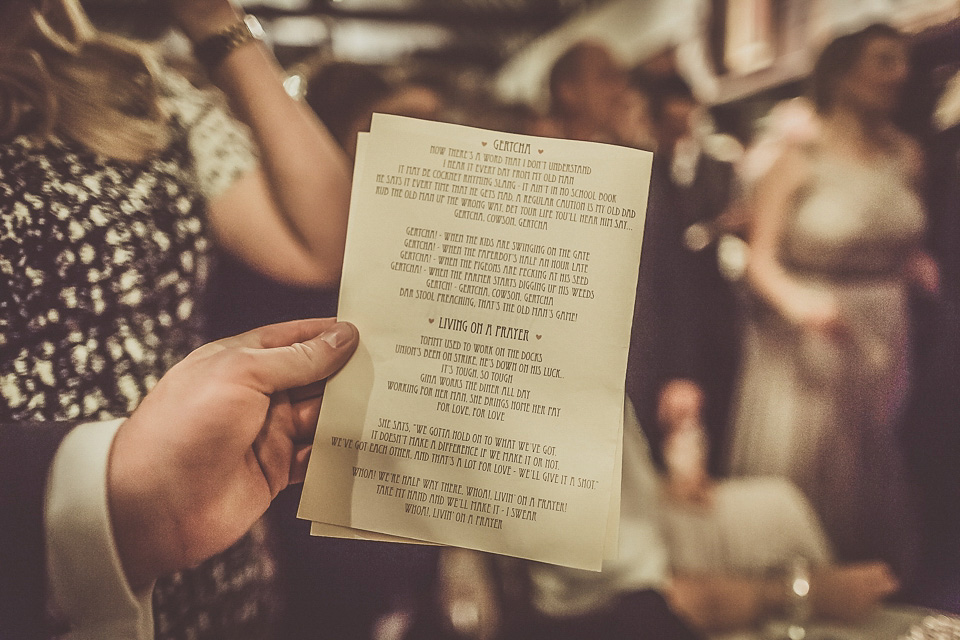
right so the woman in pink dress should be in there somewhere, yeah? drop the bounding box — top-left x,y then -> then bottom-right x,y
728,24 -> 937,581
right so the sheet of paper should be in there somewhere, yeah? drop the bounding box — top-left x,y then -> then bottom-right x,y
299,114 -> 651,570
309,521 -> 440,544
310,418 -> 623,565
605,420 -> 624,562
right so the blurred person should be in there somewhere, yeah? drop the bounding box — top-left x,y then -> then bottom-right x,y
0,0 -> 352,637
420,400 -> 899,639
411,401 -> 701,640
305,61 -> 395,159
305,62 -> 447,160
906,67 -> 960,597
466,99 -> 543,136
533,40 -> 628,143
211,57 -> 451,640
611,84 -> 656,151
727,24 -> 936,580
203,61 -> 392,340
626,74 -> 743,479
377,80 -> 445,123
276,61 -> 450,640
0,318 -> 358,640
204,61 -> 392,343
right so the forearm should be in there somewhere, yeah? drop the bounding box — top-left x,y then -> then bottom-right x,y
744,144 -> 828,323
213,42 -> 351,272
107,420 -> 182,592
905,249 -> 939,296
667,574 -> 785,633
181,5 -> 351,282
747,250 -> 797,312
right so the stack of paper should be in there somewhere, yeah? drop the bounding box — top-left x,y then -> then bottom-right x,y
298,114 -> 651,571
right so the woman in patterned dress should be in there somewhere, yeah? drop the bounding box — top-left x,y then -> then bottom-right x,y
0,0 -> 351,637
727,24 -> 938,582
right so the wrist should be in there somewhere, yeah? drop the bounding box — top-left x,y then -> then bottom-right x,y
178,5 -> 245,44
107,424 -> 180,590
192,14 -> 266,72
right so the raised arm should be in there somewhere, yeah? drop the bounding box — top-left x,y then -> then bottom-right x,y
169,0 -> 353,287
667,561 -> 898,633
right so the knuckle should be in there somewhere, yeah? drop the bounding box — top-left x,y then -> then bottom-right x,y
216,349 -> 259,377
287,340 -> 327,371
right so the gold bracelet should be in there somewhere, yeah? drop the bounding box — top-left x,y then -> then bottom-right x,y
193,14 -> 265,71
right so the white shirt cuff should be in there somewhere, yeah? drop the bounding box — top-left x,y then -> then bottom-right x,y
45,419 -> 155,640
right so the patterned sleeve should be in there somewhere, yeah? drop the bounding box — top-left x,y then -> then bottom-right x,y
160,70 -> 260,200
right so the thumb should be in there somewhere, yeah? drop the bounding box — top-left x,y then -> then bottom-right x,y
240,321 -> 359,394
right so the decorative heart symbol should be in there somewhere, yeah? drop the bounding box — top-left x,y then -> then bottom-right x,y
481,141 -> 487,146
535,334 -> 542,340
538,149 -> 544,154
428,318 -> 435,323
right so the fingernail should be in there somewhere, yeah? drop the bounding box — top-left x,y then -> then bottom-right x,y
320,322 -> 354,349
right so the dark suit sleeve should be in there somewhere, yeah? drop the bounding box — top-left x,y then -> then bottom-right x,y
0,420 -> 77,640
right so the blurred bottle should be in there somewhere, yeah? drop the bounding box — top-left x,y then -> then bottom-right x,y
664,416 -> 711,506
763,556 -> 812,640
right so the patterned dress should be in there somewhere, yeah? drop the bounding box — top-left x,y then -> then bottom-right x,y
0,71 -> 280,639
728,142 -> 925,579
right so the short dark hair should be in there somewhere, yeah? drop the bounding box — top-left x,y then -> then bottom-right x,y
306,62 -> 392,149
811,23 -> 904,113
646,74 -> 696,123
548,41 -> 604,114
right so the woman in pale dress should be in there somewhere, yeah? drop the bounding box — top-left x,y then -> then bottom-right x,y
728,24 -> 938,581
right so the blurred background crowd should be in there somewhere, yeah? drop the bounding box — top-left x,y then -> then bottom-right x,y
4,0 -> 960,638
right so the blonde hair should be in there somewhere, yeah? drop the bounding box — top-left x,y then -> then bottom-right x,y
0,0 -> 170,162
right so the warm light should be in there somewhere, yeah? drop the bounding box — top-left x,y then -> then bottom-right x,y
792,577 -> 810,598
449,600 -> 481,633
330,20 -> 452,63
283,74 -> 306,100
267,16 -> 329,47
238,0 -> 311,9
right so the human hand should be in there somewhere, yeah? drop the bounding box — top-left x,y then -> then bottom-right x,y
778,286 -> 845,337
664,461 -> 713,507
907,251 -> 940,298
657,379 -> 704,433
107,318 -> 358,589
437,548 -> 501,640
610,88 -> 655,150
811,561 -> 899,622
659,380 -> 712,506
663,428 -> 713,507
163,0 -> 244,43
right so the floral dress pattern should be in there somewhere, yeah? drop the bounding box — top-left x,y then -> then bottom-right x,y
0,71 -> 279,639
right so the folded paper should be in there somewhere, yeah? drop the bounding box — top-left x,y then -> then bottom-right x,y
299,114 -> 651,570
